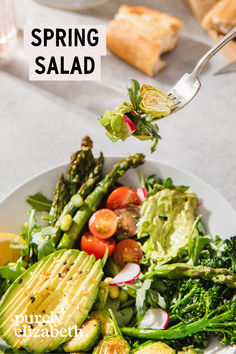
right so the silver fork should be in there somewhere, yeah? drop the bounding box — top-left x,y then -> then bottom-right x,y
168,26 -> 236,113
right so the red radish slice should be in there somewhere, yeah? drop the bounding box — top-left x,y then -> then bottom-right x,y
109,263 -> 140,286
138,308 -> 169,329
123,115 -> 136,135
137,187 -> 147,201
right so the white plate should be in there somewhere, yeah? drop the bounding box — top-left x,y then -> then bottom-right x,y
0,157 -> 235,353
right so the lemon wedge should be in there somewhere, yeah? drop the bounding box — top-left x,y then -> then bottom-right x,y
0,233 -> 26,266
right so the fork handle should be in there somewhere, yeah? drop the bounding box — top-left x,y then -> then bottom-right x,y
190,26 -> 236,81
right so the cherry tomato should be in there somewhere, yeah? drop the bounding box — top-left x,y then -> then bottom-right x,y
89,209 -> 117,239
106,187 -> 140,210
114,206 -> 141,237
114,239 -> 143,268
81,232 -> 116,259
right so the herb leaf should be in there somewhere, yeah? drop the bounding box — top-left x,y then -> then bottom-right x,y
0,266 -> 21,282
127,79 -> 142,111
20,211 -> 56,263
188,216 -> 212,266
20,209 -> 41,263
27,192 -> 52,212
136,279 -> 152,317
105,298 -> 133,327
32,227 -> 56,260
163,177 -> 189,193
139,174 -> 189,195
139,172 -> 158,193
0,258 -> 27,282
20,209 -> 40,260
146,122 -> 161,153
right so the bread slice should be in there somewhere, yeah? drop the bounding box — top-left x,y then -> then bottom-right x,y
106,5 -> 183,76
184,0 -> 219,21
202,0 -> 236,34
201,0 -> 236,61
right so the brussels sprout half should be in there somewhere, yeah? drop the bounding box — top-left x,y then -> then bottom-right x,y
139,85 -> 174,118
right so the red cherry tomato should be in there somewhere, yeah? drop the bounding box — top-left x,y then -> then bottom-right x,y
89,209 -> 117,239
114,239 -> 143,268
81,232 -> 116,259
114,206 -> 141,237
107,187 -> 140,210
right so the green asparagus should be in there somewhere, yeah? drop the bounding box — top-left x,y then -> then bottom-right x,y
51,153 -> 104,247
57,153 -> 145,250
67,135 -> 95,196
142,263 -> 236,288
49,175 -> 70,226
49,136 -> 96,226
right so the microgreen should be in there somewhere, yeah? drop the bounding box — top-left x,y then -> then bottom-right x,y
26,192 -> 52,212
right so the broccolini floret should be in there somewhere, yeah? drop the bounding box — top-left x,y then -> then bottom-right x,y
200,236 -> 236,273
122,278 -> 235,348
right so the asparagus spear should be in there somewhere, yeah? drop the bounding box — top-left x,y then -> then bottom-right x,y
67,136 -> 95,196
51,153 -> 104,246
49,175 -> 70,226
49,136 -> 95,225
78,152 -> 104,198
57,153 -> 145,250
142,263 -> 236,288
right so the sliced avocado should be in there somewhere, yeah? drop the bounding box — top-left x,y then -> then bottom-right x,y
89,310 -> 115,336
93,281 -> 109,311
0,249 -> 103,353
133,341 -> 175,353
93,335 -> 130,354
63,318 -> 101,352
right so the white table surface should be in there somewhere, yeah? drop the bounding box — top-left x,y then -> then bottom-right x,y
0,0 -> 236,216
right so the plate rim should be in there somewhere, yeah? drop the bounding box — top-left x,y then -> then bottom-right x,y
0,155 -> 235,215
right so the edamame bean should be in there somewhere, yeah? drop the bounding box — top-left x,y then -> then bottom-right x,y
60,214 -> 73,231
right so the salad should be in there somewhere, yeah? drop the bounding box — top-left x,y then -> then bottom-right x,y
99,80 -> 174,153
0,136 -> 235,354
